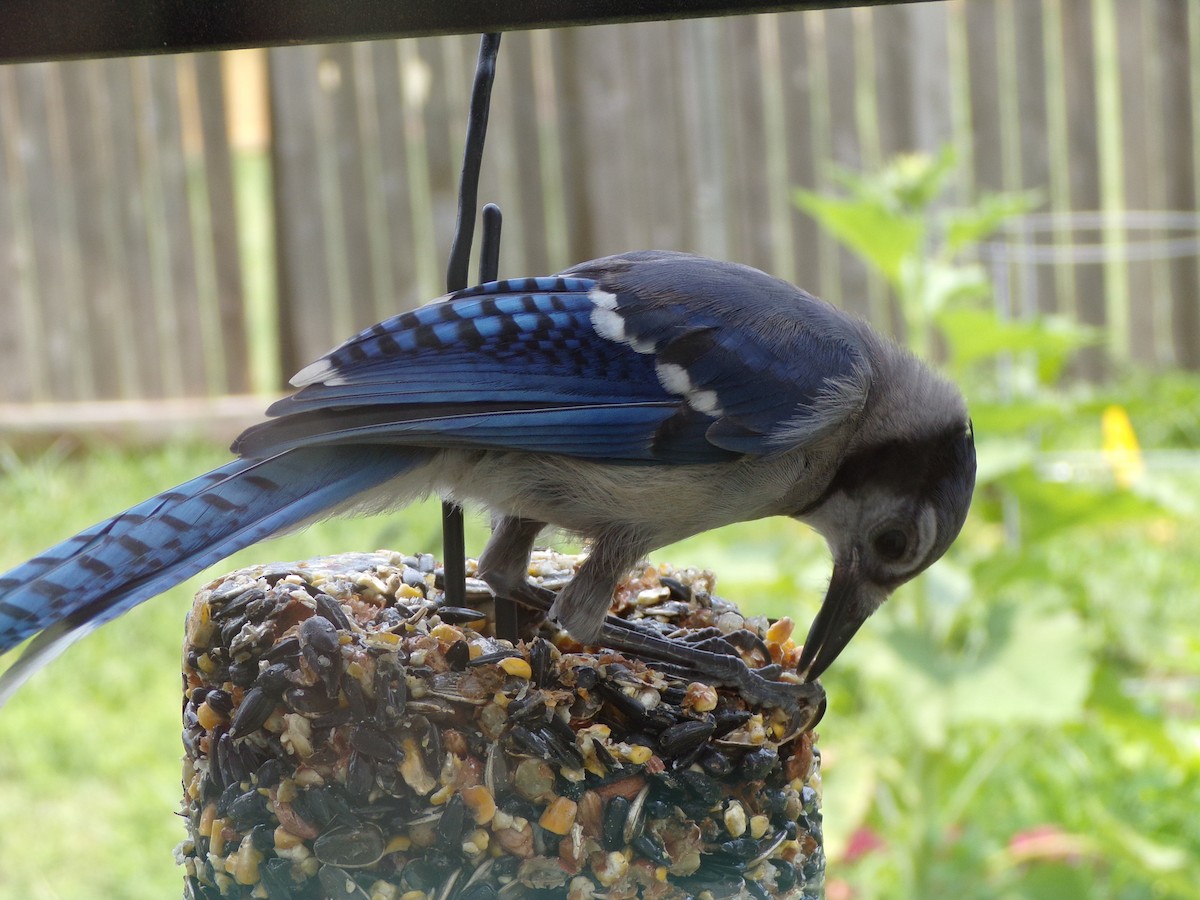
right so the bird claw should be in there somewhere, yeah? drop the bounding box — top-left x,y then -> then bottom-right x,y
489,579 -> 826,728
601,620 -> 826,728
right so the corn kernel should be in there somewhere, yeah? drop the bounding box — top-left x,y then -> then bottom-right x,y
209,818 -> 229,857
365,631 -> 401,648
400,738 -> 437,795
683,681 -> 718,713
593,850 -> 629,887
232,834 -> 263,885
196,700 -> 225,730
298,855 -> 319,876
766,616 -> 794,644
384,835 -> 412,854
462,827 -> 490,855
368,883 -> 400,900
538,796 -> 578,835
397,583 -> 424,599
293,766 -> 324,788
461,784 -> 496,825
199,801 -> 217,835
430,622 -> 465,643
499,657 -> 532,679
622,743 -> 653,765
750,814 -> 770,839
274,827 -> 304,851
724,801 -> 747,837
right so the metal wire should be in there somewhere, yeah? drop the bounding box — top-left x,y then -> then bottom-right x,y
441,33 -> 502,608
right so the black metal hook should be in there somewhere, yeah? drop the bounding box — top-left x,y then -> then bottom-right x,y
446,32 -> 502,294
441,33 -> 502,610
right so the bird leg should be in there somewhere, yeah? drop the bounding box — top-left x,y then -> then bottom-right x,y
476,517 -> 825,721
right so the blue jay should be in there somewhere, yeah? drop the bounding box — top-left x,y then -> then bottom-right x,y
0,252 -> 975,710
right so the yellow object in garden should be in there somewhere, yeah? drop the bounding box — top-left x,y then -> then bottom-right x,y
1101,405 -> 1145,488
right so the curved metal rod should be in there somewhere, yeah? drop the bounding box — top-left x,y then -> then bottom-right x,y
446,32 -> 503,293
442,33 -> 502,608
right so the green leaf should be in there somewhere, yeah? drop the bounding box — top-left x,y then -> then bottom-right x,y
943,189 -> 1042,254
1003,469 -> 1168,542
833,145 -> 957,212
861,600 -> 1093,747
973,438 -> 1036,484
794,189 -> 923,287
1086,666 -> 1190,769
968,399 -> 1080,437
917,260 -> 992,317
938,308 -> 1098,376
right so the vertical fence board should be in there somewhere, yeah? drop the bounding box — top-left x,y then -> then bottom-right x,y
873,4 -> 916,157
363,42 -> 410,315
346,42 -> 395,324
549,29 -> 592,265
1115,3 -> 1158,364
1009,2 -> 1060,319
503,30 -> 552,275
1157,2 -> 1200,369
777,13 -> 821,294
112,60 -> 167,397
678,19 -> 732,260
395,39 -> 441,304
726,17 -> 775,271
822,9 -> 872,320
91,60 -> 150,397
905,4 -> 954,156
629,22 -> 691,255
12,64 -> 83,399
270,47 -> 336,377
194,52 -> 250,393
0,68 -> 38,403
58,61 -> 123,399
1061,0 -> 1108,379
424,37 -> 465,280
148,56 -> 211,395
326,43 -> 379,335
964,1 -> 1004,193
366,41 -> 420,314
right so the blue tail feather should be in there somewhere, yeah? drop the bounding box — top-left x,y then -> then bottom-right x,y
0,445 -> 427,703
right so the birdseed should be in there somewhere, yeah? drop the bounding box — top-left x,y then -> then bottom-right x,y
178,551 -> 825,899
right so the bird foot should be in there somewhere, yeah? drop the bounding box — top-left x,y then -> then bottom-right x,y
490,580 -> 826,728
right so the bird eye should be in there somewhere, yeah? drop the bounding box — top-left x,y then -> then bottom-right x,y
873,528 -> 909,561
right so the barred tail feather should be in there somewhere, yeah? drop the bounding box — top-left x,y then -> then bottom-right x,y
0,445 -> 429,704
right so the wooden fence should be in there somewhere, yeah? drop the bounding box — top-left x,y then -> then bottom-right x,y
0,0 -> 1197,410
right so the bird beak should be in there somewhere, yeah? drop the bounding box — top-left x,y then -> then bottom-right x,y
796,551 -> 884,683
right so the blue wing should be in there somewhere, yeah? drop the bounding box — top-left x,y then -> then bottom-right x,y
237,252 -> 872,463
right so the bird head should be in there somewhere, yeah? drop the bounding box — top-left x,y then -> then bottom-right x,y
795,416 -> 976,682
